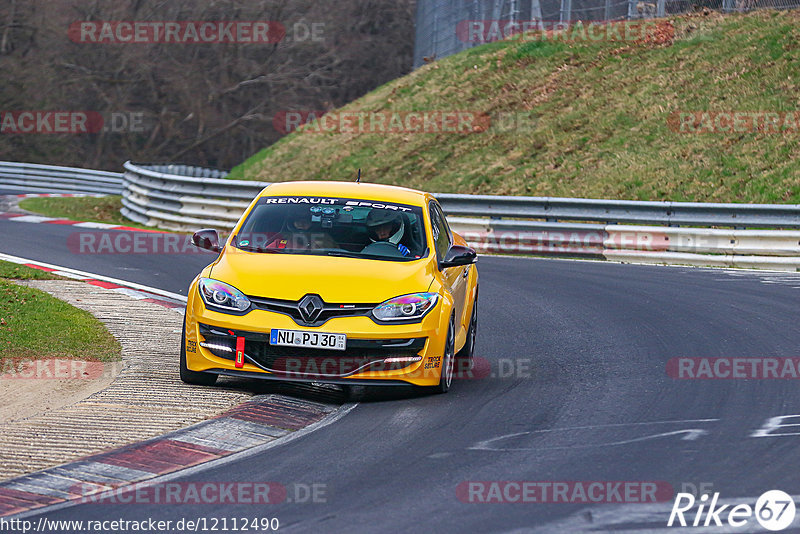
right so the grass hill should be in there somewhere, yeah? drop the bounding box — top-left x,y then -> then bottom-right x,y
230,11 -> 800,203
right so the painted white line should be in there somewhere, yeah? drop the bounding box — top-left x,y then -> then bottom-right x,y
470,420 -> 720,451
72,222 -> 122,229
9,402 -> 358,520
521,419 -> 721,432
0,252 -> 187,303
8,215 -> 58,223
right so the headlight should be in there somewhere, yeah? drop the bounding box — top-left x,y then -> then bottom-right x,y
373,293 -> 438,322
198,278 -> 251,313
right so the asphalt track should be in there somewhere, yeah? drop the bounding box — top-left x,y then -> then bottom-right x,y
4,216 -> 800,532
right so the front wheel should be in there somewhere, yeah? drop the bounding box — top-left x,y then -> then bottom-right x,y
431,316 -> 456,394
180,319 -> 218,386
456,289 -> 478,371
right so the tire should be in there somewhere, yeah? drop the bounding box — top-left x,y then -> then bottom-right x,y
432,316 -> 456,394
456,289 -> 478,371
180,319 -> 218,386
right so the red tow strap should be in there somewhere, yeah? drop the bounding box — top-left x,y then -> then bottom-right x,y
235,336 -> 245,368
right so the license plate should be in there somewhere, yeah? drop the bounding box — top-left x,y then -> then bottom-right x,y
270,329 -> 346,351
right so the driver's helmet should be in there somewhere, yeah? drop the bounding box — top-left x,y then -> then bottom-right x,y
366,209 -> 404,244
285,204 -> 312,232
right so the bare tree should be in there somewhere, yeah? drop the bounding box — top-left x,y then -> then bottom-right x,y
0,0 -> 416,170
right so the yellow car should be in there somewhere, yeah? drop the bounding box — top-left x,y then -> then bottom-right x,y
182,181 -> 478,393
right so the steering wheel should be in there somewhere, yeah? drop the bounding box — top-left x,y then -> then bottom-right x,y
361,241 -> 405,258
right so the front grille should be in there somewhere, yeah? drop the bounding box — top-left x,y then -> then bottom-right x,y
198,323 -> 425,378
245,342 -> 421,377
248,295 -> 375,327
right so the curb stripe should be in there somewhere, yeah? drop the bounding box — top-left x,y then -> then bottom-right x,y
49,463 -> 153,485
0,213 -> 168,234
95,440 -> 225,475
7,215 -> 57,223
85,280 -> 123,290
2,192 -> 169,234
225,397 -> 332,430
0,488 -> 61,504
72,222 -> 126,230
141,298 -> 183,308
23,263 -> 54,272
3,481 -> 76,500
0,396 -> 340,518
0,210 -> 169,233
0,253 -> 187,306
45,219 -> 82,225
172,419 -> 290,452
0,488 -> 60,516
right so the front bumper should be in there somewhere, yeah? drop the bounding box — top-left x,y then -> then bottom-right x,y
184,298 -> 451,387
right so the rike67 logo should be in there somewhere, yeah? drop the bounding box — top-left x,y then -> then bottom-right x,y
668,490 -> 796,531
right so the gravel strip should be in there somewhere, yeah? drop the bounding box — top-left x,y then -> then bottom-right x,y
0,280 -> 250,480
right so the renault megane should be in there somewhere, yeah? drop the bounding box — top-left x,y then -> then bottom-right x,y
182,181 -> 478,393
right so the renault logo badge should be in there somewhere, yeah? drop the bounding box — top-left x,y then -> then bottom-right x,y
297,294 -> 324,323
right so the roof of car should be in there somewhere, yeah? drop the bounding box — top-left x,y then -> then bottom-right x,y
258,181 -> 431,206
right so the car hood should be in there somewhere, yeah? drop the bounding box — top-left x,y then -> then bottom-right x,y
210,247 -> 435,303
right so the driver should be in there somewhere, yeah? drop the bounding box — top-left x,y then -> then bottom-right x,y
268,204 -> 337,250
364,209 -> 411,257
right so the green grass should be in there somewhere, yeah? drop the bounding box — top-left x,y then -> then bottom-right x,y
0,262 -> 62,280
0,262 -> 121,361
229,11 -> 800,203
18,196 -> 154,230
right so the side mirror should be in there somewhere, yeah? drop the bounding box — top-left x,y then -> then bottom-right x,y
440,245 -> 477,268
192,229 -> 221,253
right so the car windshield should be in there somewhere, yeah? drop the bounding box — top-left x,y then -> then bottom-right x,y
234,196 -> 428,261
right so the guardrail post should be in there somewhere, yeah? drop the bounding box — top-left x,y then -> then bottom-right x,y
627,0 -> 638,19
560,0 -> 572,23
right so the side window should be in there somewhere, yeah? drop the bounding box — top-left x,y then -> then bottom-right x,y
429,202 -> 451,262
437,203 -> 453,243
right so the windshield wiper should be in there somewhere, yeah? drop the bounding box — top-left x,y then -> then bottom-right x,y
324,250 -> 364,259
235,244 -> 286,254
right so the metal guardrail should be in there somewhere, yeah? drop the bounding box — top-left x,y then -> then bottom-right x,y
436,195 -> 800,229
120,162 -> 266,231
121,161 -> 800,231
4,160 -> 800,270
0,161 -> 123,195
118,161 -> 800,270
